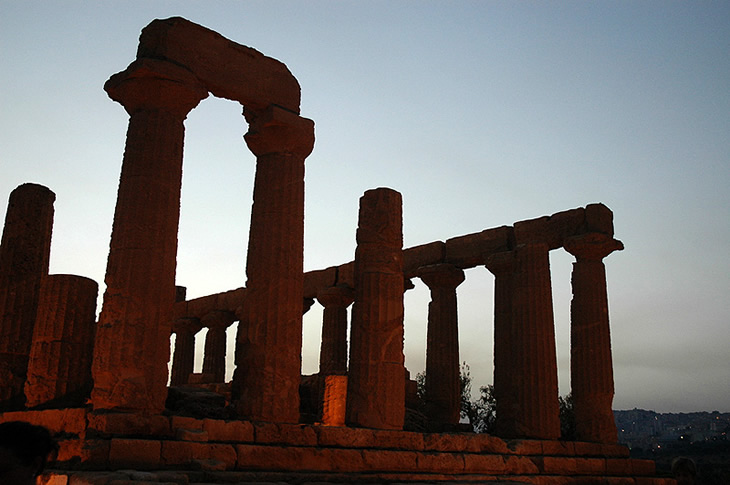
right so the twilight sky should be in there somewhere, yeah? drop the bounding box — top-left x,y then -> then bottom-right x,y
1,2 -> 728,413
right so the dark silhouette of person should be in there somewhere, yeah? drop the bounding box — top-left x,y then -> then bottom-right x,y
672,456 -> 698,485
0,421 -> 58,485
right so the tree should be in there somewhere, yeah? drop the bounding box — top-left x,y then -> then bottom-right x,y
559,393 -> 576,440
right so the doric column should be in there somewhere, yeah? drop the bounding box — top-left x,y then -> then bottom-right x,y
317,285 -> 354,376
485,251 -> 519,437
91,59 -> 207,412
24,275 -> 98,407
346,188 -> 405,430
565,233 -> 623,443
0,183 -> 55,408
232,105 -> 314,423
511,243 -> 560,439
201,310 -> 235,383
170,317 -> 202,387
417,263 -> 465,428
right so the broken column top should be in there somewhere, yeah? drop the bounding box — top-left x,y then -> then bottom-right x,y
133,16 -> 301,114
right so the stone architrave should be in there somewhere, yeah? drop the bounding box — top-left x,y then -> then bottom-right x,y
90,59 -> 208,412
317,285 -> 355,376
24,275 -> 98,407
511,243 -> 561,439
170,318 -> 202,387
201,310 -> 236,383
565,233 -> 623,443
232,105 -> 314,423
417,263 -> 465,428
484,251 -> 519,438
0,183 -> 55,407
346,188 -> 405,430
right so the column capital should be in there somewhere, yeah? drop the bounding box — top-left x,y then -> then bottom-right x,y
172,317 -> 202,334
244,104 -> 315,158
485,251 -> 516,276
416,263 -> 465,290
317,285 -> 355,309
200,310 -> 236,330
105,58 -> 208,117
564,233 -> 623,261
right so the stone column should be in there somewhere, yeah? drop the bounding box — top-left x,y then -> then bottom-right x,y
417,263 -> 465,428
201,310 -> 235,383
346,188 -> 405,430
0,183 -> 55,408
511,243 -> 560,439
317,285 -> 354,376
484,251 -> 519,437
90,59 -> 207,412
232,105 -> 315,423
170,317 -> 202,387
565,233 -> 623,443
24,275 -> 98,408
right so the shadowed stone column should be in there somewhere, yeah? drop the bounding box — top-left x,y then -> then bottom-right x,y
170,317 -> 202,386
201,310 -> 235,383
232,105 -> 314,423
565,233 -> 623,443
24,275 -> 98,407
0,183 -> 55,408
511,243 -> 560,439
346,188 -> 405,430
317,285 -> 354,376
485,251 -> 519,438
90,59 -> 207,412
417,263 -> 465,428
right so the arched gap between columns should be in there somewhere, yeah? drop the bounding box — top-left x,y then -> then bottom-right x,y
302,303 -> 324,375
193,327 -> 208,374
176,96 -> 254,301
403,278 -> 429,380
549,249 -> 574,399
167,333 -> 176,386
458,267 -> 495,400
224,322 -> 238,382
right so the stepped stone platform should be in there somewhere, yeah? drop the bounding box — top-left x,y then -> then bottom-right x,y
2,409 -> 672,484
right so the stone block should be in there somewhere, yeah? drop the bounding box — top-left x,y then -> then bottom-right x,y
462,454 -> 506,474
415,451 -> 465,474
541,440 -> 575,456
318,447 -> 366,472
170,415 -> 204,431
422,433 -> 470,452
303,267 -> 337,298
209,443 -> 237,470
1,409 -> 88,435
403,241 -> 445,276
601,443 -> 630,457
108,439 -> 161,469
573,441 -> 606,456
316,425 -> 375,448
175,428 -> 208,441
575,457 -> 606,475
87,412 -> 171,437
503,455 -> 541,475
253,422 -> 317,445
466,433 -> 512,454
370,429 -> 424,450
40,473 -> 68,485
160,440 -> 209,466
361,449 -> 418,472
203,418 -> 254,442
585,203 -> 614,236
605,457 -> 632,475
507,439 -> 543,455
444,226 -> 512,268
236,444 -> 316,471
56,438 -> 83,463
630,459 -> 656,475
77,439 -> 111,468
335,262 -> 355,287
538,456 -> 578,474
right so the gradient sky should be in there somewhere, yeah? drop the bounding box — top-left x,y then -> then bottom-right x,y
1,2 -> 728,413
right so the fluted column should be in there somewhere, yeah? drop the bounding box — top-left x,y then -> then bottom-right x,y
317,285 -> 354,375
24,275 -> 98,407
346,188 -> 405,430
0,183 -> 55,408
90,59 -> 207,412
485,251 -> 519,437
170,317 -> 202,387
417,263 -> 465,428
565,233 -> 623,443
511,243 -> 560,439
201,310 -> 235,383
232,105 -> 315,423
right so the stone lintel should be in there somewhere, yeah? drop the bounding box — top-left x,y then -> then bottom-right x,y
403,241 -> 446,277
335,261 -> 355,288
303,266 -> 338,299
137,17 -> 301,114
444,225 -> 513,269
172,287 -> 245,320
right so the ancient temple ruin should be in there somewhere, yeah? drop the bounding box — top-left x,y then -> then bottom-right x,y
0,17 -> 672,484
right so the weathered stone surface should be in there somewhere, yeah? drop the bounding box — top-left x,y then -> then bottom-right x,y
321,374 -> 347,426
253,422 -> 318,446
444,226 -> 512,268
0,183 -> 55,407
202,418 -> 254,442
169,318 -> 202,387
108,439 -> 162,469
317,286 -> 354,376
303,267 -> 337,299
25,274 -> 98,408
347,188 -> 406,430
403,241 -> 445,277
